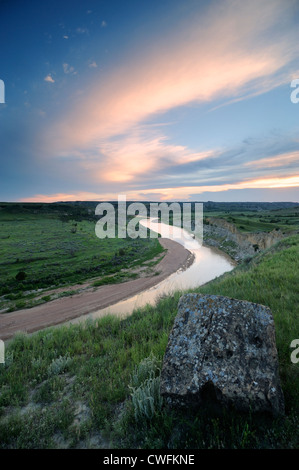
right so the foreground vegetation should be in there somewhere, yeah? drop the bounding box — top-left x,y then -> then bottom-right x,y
0,233 -> 298,449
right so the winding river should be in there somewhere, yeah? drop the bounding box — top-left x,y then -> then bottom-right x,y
69,218 -> 235,325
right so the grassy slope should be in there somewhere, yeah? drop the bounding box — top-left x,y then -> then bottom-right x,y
0,234 -> 298,449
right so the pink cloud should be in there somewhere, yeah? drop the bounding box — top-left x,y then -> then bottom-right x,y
45,0 -> 297,156
78,130 -> 216,183
21,175 -> 299,203
38,0 -> 299,196
245,151 -> 299,169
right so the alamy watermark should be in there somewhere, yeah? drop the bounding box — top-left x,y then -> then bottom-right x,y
290,79 -> 299,104
95,195 -> 203,241
290,339 -> 299,364
0,340 -> 4,364
0,79 -> 5,104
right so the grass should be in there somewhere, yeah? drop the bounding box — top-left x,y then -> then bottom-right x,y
0,204 -> 164,312
204,207 -> 299,233
0,233 -> 298,449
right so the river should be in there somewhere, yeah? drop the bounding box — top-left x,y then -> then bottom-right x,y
68,218 -> 235,325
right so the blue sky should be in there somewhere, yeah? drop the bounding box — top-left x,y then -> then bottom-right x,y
0,0 -> 299,202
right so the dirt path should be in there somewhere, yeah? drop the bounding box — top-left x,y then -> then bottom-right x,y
0,238 -> 194,341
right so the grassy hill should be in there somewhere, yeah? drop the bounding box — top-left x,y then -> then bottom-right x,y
0,233 -> 298,449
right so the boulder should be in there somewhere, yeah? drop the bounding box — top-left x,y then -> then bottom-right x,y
160,294 -> 285,416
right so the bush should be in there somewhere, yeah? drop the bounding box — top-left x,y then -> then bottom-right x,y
129,354 -> 163,422
130,376 -> 163,422
130,353 -> 161,388
47,354 -> 72,377
15,300 -> 26,309
15,271 -> 26,281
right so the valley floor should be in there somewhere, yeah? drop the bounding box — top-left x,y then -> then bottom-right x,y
0,238 -> 193,341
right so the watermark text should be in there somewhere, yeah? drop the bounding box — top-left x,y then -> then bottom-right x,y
0,340 -> 4,364
95,195 -> 203,241
0,79 -> 5,104
290,79 -> 299,104
290,339 -> 299,364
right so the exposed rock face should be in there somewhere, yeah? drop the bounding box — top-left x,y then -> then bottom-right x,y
160,294 -> 285,416
204,217 -> 286,261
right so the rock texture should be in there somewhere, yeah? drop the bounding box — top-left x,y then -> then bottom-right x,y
160,294 -> 285,416
203,217 -> 287,262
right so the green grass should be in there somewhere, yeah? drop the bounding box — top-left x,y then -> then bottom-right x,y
204,207 -> 299,233
0,204 -> 164,312
0,234 -> 298,448
167,205 -> 299,238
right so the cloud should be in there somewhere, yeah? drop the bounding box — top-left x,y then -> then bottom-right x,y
137,176 -> 299,200
245,151 -> 299,169
88,61 -> 97,68
20,192 -> 105,203
78,129 -> 216,184
101,20 -> 107,28
37,110 -> 46,117
63,63 -> 77,75
20,175 -> 299,203
49,127 -> 299,193
44,74 -> 55,83
46,0 -> 298,155
76,27 -> 89,34
38,0 -> 299,202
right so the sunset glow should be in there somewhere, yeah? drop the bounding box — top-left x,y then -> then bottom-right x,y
1,0 -> 299,202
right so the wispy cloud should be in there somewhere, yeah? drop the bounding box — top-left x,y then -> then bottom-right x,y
77,128 -> 216,184
63,63 -> 77,75
46,0 -> 298,153
44,74 -> 55,83
245,151 -> 299,169
88,61 -> 97,68
21,175 -> 299,204
76,27 -> 89,34
38,0 -> 299,201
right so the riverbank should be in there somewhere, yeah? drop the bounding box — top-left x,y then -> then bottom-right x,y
203,219 -> 292,262
0,238 -> 194,341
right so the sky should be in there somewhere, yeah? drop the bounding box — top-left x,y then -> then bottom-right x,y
0,0 -> 299,203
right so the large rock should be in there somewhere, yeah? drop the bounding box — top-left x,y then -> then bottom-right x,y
160,294 -> 285,416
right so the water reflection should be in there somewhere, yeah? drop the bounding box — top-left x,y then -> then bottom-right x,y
69,218 -> 235,324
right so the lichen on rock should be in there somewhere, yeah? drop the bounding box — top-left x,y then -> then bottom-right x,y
160,294 -> 285,416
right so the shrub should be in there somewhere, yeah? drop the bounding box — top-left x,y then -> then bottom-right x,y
47,354 -> 72,377
130,376 -> 163,422
15,271 -> 26,281
15,300 -> 26,309
129,353 -> 163,422
130,353 -> 161,388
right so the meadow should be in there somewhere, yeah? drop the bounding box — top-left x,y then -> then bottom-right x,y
203,205 -> 299,233
0,203 -> 164,313
0,203 -> 298,449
